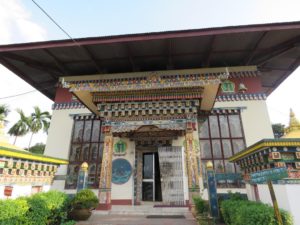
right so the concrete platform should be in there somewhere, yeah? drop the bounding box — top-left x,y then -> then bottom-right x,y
76,213 -> 198,225
94,205 -> 190,216
76,205 -> 197,225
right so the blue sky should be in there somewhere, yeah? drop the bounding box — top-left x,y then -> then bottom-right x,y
22,0 -> 300,40
0,0 -> 299,147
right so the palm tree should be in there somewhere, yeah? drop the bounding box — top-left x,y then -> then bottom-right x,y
8,109 -> 29,145
28,106 -> 51,149
0,104 -> 10,125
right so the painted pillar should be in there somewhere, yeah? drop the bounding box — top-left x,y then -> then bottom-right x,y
185,120 -> 200,204
98,125 -> 114,210
206,161 -> 219,218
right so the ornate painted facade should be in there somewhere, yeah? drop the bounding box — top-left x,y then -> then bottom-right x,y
0,22 -> 298,212
43,65 -> 276,210
230,110 -> 300,181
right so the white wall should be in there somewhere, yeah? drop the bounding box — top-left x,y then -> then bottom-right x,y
0,184 -> 51,199
245,183 -> 256,201
214,100 -> 274,147
248,184 -> 300,225
45,108 -> 90,191
111,138 -> 135,201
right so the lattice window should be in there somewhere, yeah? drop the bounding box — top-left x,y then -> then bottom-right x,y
65,117 -> 104,189
199,113 -> 245,188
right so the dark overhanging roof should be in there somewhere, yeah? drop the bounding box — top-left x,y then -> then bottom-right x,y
0,21 -> 299,100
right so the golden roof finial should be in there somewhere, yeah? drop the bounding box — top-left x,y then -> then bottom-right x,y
283,108 -> 300,138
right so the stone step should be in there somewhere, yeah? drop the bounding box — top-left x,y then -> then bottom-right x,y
94,205 -> 190,216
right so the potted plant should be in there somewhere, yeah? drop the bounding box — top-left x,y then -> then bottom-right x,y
69,189 -> 98,221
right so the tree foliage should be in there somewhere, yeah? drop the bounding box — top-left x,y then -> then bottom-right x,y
0,104 -> 10,124
272,123 -> 285,139
27,106 -> 51,148
26,142 -> 45,154
8,109 -> 29,144
8,106 -> 51,148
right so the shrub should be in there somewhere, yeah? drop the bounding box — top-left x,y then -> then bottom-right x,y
281,209 -> 294,225
26,195 -> 50,225
220,199 -> 293,225
0,191 -> 75,225
60,220 -> 76,225
193,196 -> 209,214
228,192 -> 246,201
71,189 -> 98,210
0,198 -> 29,225
34,191 -> 70,225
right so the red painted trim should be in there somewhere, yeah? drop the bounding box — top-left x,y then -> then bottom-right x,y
54,87 -> 73,103
111,199 -> 132,205
217,76 -> 263,96
0,21 -> 299,52
96,203 -> 112,210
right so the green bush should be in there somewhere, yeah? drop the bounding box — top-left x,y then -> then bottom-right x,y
281,209 -> 294,225
26,195 -> 50,225
221,199 -> 293,225
0,198 -> 29,225
33,191 -> 71,225
60,220 -> 76,225
71,189 -> 98,210
193,196 -> 209,214
0,191 -> 74,225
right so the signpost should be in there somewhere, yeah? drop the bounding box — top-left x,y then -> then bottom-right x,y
250,167 -> 288,225
267,180 -> 283,225
250,167 -> 288,184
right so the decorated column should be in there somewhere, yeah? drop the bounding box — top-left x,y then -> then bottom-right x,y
185,120 -> 200,204
98,125 -> 114,210
206,161 -> 219,218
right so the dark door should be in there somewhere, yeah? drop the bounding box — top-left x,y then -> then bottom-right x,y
142,152 -> 162,201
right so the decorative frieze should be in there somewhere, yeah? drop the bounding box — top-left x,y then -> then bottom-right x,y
52,93 -> 267,111
97,100 -> 200,118
216,93 -> 267,102
0,157 -> 58,185
52,102 -> 85,110
93,87 -> 203,103
66,72 -> 226,93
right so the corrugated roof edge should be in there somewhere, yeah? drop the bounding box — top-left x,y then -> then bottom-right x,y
0,20 -> 299,52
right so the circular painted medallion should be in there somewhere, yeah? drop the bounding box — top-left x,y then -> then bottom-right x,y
111,159 -> 132,185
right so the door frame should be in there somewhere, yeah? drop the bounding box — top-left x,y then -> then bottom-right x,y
142,152 -> 156,201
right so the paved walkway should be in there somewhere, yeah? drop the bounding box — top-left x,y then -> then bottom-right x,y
76,213 -> 198,225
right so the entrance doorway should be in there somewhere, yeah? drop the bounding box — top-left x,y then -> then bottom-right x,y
142,152 -> 162,202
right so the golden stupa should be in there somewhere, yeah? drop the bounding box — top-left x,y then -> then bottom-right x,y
282,109 -> 300,138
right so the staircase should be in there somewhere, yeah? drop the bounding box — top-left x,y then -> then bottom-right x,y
94,204 -> 190,216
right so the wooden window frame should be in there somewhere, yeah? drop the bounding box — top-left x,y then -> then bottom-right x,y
65,117 -> 103,189
199,112 -> 246,188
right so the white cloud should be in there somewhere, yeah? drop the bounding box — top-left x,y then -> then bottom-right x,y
0,0 -> 47,44
0,0 -> 52,148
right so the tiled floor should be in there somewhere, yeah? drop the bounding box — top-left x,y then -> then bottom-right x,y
76,213 -> 198,225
